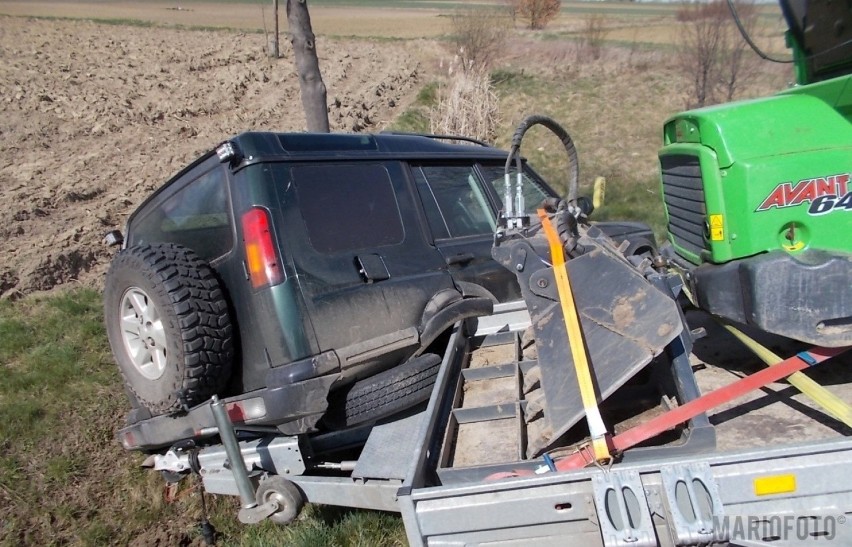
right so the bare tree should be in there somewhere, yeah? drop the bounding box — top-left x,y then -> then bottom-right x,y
509,0 -> 561,30
449,9 -> 510,71
678,0 -> 759,108
287,0 -> 329,132
578,14 -> 609,61
678,0 -> 725,107
718,0 -> 759,102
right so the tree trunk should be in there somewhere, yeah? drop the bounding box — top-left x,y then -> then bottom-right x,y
287,0 -> 329,132
272,0 -> 279,58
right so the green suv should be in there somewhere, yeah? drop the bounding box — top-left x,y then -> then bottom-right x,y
105,132 -> 654,451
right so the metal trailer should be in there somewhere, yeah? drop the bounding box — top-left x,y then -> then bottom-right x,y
162,301 -> 852,546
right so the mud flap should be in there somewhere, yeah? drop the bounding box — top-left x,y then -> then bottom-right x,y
493,222 -> 683,456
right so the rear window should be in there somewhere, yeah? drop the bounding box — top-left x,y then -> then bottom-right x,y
292,163 -> 404,254
131,167 -> 233,261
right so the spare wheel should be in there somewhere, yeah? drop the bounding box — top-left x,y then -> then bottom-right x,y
104,243 -> 233,416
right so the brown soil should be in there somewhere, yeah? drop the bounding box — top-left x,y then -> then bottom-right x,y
0,16 -> 425,299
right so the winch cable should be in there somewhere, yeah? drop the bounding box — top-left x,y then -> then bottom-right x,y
551,345 -> 850,472
538,208 -> 613,463
720,323 -> 852,429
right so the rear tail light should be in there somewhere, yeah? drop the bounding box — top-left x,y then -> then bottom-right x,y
226,398 -> 267,422
121,431 -> 138,450
241,207 -> 283,289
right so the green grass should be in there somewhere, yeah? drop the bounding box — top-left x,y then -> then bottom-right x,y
415,81 -> 439,107
0,289 -> 404,546
390,109 -> 431,133
387,81 -> 440,134
584,178 -> 668,239
490,68 -> 538,92
228,506 -> 405,546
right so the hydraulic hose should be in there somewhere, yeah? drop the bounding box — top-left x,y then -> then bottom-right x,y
505,115 -> 579,204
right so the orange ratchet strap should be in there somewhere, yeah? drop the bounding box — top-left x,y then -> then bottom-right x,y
537,209 -> 613,463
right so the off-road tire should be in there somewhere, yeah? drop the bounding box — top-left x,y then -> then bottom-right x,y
104,243 -> 233,415
335,353 -> 442,427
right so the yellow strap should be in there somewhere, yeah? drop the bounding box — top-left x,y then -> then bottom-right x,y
537,210 -> 611,461
722,323 -> 852,428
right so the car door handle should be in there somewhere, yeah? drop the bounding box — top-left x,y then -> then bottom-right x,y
355,254 -> 390,283
445,252 -> 475,266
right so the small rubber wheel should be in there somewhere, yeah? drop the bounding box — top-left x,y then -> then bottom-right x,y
104,243 -> 233,415
255,476 -> 303,526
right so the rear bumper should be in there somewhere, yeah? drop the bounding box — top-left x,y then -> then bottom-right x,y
117,373 -> 339,452
690,249 -> 852,346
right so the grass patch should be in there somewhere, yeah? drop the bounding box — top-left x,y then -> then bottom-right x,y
416,81 -> 439,107
388,81 -> 441,134
389,109 -> 431,134
21,14 -> 156,28
232,506 -> 405,546
490,68 -> 538,93
0,289 -> 406,545
45,455 -> 86,486
585,178 -> 667,238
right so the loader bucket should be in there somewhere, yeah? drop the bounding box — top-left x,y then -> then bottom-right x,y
493,220 -> 683,456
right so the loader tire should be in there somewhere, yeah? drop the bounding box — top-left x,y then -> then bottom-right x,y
104,243 -> 233,416
335,353 -> 442,427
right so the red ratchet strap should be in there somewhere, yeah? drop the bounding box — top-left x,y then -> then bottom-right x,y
484,345 -> 849,480
553,345 -> 849,471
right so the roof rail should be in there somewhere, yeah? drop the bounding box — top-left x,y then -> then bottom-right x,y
379,131 -> 491,148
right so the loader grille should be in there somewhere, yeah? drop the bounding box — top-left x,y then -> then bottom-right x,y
661,154 -> 707,259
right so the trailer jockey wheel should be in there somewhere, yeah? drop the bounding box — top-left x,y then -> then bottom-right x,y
255,476 -> 304,525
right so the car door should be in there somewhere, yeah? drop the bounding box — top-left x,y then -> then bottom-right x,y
276,160 -> 456,374
409,163 -> 518,301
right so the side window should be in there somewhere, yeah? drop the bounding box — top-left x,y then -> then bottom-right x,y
292,163 -> 404,254
412,165 -> 496,239
131,167 -> 233,261
479,165 -> 551,215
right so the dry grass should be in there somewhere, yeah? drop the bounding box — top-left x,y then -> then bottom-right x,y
431,63 -> 500,142
490,37 -> 791,233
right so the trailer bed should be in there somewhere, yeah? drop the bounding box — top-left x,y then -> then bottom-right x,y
394,304 -> 852,546
188,302 -> 852,546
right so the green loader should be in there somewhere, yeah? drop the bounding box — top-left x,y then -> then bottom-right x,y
659,0 -> 851,347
